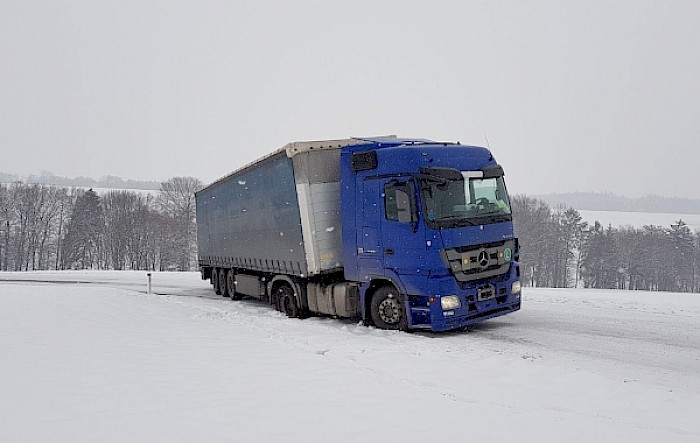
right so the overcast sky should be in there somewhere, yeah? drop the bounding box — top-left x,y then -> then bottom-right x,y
1,1 -> 699,199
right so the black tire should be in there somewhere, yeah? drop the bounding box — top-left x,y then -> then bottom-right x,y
283,296 -> 299,318
370,285 -> 407,330
214,269 -> 223,295
212,268 -> 221,295
277,284 -> 299,318
227,270 -> 242,300
271,287 -> 283,312
219,269 -> 229,297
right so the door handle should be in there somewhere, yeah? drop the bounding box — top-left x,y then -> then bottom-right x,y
385,248 -> 394,255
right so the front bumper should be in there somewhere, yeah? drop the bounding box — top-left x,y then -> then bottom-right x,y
415,299 -> 521,332
406,277 -> 522,332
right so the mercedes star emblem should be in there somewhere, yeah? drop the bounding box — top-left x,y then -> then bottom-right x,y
478,250 -> 490,268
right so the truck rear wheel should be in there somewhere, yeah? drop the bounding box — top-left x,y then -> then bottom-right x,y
219,269 -> 229,297
276,284 -> 299,318
282,295 -> 299,318
212,268 -> 222,295
370,285 -> 407,330
272,287 -> 282,312
226,270 -> 242,300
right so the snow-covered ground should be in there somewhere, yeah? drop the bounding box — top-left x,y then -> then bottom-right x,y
1,271 -> 698,442
578,210 -> 700,231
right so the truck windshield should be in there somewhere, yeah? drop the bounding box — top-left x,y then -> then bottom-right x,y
420,173 -> 512,228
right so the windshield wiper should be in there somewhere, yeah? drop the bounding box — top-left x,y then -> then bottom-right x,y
435,213 -> 511,228
434,216 -> 477,227
480,213 -> 511,223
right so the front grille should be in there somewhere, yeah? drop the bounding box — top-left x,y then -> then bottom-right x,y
442,239 -> 515,283
453,240 -> 507,254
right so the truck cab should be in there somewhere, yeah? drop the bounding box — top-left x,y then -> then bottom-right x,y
340,138 -> 521,332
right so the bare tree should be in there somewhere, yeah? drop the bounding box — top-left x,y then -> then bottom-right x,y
103,190 -> 158,270
0,184 -> 10,271
512,195 -> 558,287
157,177 -> 203,271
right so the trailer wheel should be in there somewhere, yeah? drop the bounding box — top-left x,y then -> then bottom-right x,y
212,268 -> 222,295
277,284 -> 299,318
217,268 -> 228,297
283,295 -> 299,318
217,268 -> 229,297
226,270 -> 242,300
370,285 -> 407,330
272,287 -> 283,312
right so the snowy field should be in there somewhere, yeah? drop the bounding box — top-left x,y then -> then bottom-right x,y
578,210 -> 700,231
1,271 -> 699,442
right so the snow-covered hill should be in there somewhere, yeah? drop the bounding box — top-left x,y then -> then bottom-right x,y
1,271 -> 698,441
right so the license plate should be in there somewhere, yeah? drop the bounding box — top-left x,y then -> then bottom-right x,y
477,287 -> 494,301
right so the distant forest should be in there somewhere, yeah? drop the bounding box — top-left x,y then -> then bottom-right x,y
513,195 -> 699,293
535,192 -> 700,214
0,178 -> 201,273
0,171 -> 161,191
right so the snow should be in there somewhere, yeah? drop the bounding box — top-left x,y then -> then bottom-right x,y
1,271 -> 699,442
578,210 -> 700,231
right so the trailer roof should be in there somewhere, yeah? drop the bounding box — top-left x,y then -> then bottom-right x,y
199,135 -> 456,193
282,137 -> 372,157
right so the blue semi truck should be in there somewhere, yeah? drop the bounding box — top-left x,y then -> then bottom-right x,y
195,137 -> 521,332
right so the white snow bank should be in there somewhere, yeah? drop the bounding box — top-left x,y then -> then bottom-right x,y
1,271 -> 698,442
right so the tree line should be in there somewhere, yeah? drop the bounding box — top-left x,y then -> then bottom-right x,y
0,177 -> 201,272
2,182 -> 699,293
512,195 -> 700,293
535,192 -> 700,214
0,171 -> 161,190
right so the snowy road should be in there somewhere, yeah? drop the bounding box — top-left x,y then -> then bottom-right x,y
1,271 -> 698,442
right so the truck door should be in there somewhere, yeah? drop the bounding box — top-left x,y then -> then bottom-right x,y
357,177 -> 384,279
356,177 -> 425,281
381,178 -> 425,276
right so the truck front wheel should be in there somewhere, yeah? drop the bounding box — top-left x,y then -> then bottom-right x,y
370,286 -> 407,330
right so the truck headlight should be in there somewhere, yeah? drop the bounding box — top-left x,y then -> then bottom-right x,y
511,281 -> 522,296
440,295 -> 461,310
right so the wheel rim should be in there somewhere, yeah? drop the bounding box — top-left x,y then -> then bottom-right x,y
378,297 -> 401,324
